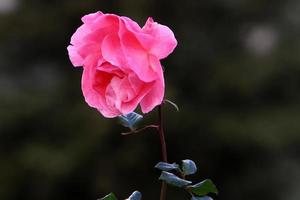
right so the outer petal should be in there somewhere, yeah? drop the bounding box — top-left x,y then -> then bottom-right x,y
89,14 -> 119,32
67,45 -> 84,67
143,17 -> 177,59
77,43 -> 100,60
140,56 -> 165,113
82,65 -> 105,109
68,14 -> 119,69
75,27 -> 115,68
81,11 -> 103,24
70,25 -> 90,46
121,16 -> 154,50
119,19 -> 157,82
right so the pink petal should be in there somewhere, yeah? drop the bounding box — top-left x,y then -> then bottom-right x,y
89,14 -> 119,32
121,16 -> 154,49
69,14 -> 119,68
112,77 -> 135,103
82,27 -> 109,44
108,75 -> 140,113
120,80 -> 154,114
67,45 -> 84,67
143,17 -> 177,59
128,72 -> 143,93
81,64 -> 121,118
82,66 -> 105,109
101,33 -> 126,69
70,25 -> 90,46
105,77 -> 122,110
83,53 -> 102,68
97,62 -> 124,77
140,79 -> 164,113
119,20 -> 157,82
77,43 -> 100,60
140,57 -> 165,113
97,107 -> 121,118
81,11 -> 103,24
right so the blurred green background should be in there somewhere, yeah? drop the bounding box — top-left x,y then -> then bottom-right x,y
1,0 -> 300,199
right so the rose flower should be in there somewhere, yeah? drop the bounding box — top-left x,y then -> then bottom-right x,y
67,12 -> 177,117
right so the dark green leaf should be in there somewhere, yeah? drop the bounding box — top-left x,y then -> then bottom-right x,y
119,112 -> 143,129
182,159 -> 197,175
189,179 -> 218,196
159,171 -> 192,187
98,193 -> 117,200
155,162 -> 179,171
126,191 -> 142,200
191,195 -> 213,200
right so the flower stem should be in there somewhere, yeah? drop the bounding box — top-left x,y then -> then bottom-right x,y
158,104 -> 168,200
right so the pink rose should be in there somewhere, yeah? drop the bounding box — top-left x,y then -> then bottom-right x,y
67,12 -> 177,118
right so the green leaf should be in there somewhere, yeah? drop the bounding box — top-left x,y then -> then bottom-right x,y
159,171 -> 192,187
155,162 -> 179,171
119,112 -> 143,129
189,179 -> 218,196
182,159 -> 197,175
126,191 -> 142,200
191,195 -> 213,200
99,193 -> 117,200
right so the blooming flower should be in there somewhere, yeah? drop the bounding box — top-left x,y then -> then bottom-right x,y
67,11 -> 177,117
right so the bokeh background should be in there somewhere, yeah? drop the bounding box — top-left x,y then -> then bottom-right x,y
1,0 -> 300,199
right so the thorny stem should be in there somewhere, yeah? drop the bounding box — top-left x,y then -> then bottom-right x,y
158,104 -> 168,200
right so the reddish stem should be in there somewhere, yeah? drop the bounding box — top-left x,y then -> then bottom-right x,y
158,104 -> 168,200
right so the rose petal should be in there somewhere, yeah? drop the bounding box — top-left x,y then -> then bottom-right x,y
77,43 -> 100,60
70,25 -> 91,46
121,80 -> 154,114
140,57 -> 165,113
119,20 -> 157,82
81,11 -> 103,24
106,77 -> 122,110
128,72 -> 143,93
82,64 -> 121,118
101,33 -> 126,69
67,45 -> 84,67
143,17 -> 177,59
97,62 -> 124,77
89,14 -> 119,32
121,16 -> 154,50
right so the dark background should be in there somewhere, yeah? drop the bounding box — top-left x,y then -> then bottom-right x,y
1,0 -> 300,199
